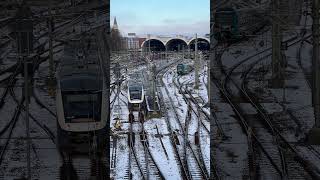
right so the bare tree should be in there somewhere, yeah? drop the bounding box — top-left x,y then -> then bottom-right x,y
110,27 -> 123,51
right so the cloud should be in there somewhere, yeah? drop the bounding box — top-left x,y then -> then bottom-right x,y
161,18 -> 190,24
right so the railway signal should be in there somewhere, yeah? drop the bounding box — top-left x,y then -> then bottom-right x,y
194,131 -> 199,145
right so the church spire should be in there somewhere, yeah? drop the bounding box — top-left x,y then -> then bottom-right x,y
113,17 -> 118,30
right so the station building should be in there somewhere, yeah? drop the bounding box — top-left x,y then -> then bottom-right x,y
111,17 -> 210,52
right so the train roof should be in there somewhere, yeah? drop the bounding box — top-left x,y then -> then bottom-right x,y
58,37 -> 103,91
128,79 -> 143,87
127,71 -> 145,82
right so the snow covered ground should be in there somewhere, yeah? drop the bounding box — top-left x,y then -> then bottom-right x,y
110,55 -> 209,179
211,1 -> 320,179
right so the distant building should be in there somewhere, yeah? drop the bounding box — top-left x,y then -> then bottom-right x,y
111,18 -> 209,52
121,37 -> 128,50
126,33 -> 140,50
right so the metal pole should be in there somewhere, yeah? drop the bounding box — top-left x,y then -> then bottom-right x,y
195,34 -> 199,89
25,22 -> 31,180
48,6 -> 54,96
152,65 -> 156,112
24,56 -> 31,180
282,55 -> 286,105
313,0 -> 320,127
207,58 -> 210,103
165,45 -> 167,60
272,0 -> 282,85
178,44 -> 180,59
182,46 -> 186,60
182,45 -> 185,60
25,29 -> 31,179
116,63 -> 121,108
148,34 -> 151,58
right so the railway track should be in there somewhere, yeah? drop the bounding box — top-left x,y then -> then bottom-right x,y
239,13 -> 320,178
110,85 -> 118,109
140,116 -> 165,179
110,88 -> 130,179
32,77 -> 57,118
3,53 -> 66,179
0,97 -> 23,166
111,78 -> 128,110
175,76 -> 212,177
110,135 -> 118,171
213,47 -> 286,179
122,101 -> 164,179
158,63 -> 209,180
241,50 -> 320,179
0,40 -> 64,108
175,77 -> 210,133
0,60 -> 21,107
297,1 -> 312,89
175,72 -> 226,141
222,48 -> 289,179
0,15 -> 109,180
128,119 -> 145,180
0,62 -> 61,179
117,77 -> 164,179
213,29 -> 320,179
0,4 -> 103,78
157,62 -> 190,179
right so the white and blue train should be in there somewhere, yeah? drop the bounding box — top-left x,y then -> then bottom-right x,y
127,72 -> 145,111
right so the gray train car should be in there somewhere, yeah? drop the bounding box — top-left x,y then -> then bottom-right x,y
56,35 -> 107,154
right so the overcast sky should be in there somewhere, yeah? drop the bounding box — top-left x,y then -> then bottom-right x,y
110,0 -> 209,37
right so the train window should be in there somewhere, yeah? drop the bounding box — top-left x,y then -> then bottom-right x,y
62,91 -> 102,123
129,86 -> 142,100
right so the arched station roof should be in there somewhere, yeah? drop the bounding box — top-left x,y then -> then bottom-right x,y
141,38 -> 166,51
141,36 -> 210,51
165,38 -> 188,51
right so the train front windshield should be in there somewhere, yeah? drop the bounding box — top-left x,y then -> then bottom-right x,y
129,86 -> 142,100
62,91 -> 102,123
